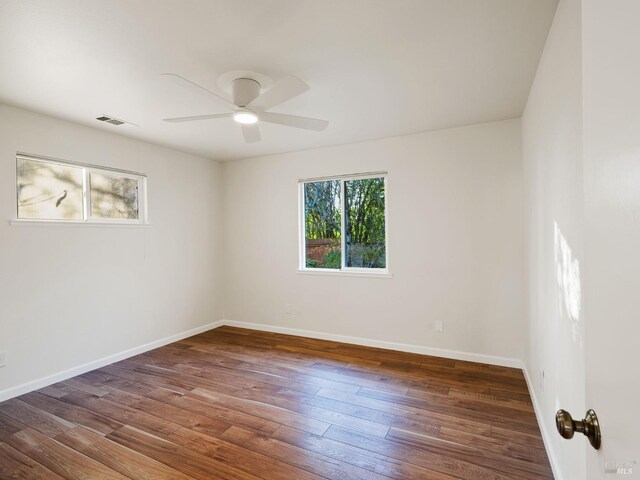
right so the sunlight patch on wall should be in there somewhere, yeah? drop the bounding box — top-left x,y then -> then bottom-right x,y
554,222 -> 582,348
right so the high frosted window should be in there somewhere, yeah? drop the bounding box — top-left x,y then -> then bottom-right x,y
15,154 -> 146,224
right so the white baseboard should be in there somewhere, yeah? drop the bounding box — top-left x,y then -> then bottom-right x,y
522,366 -> 562,480
0,320 -> 225,403
220,319 -> 524,369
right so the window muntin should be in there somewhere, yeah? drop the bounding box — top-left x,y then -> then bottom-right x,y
15,154 -> 146,224
301,173 -> 387,272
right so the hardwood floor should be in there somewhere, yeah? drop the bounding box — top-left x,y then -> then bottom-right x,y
0,326 -> 553,479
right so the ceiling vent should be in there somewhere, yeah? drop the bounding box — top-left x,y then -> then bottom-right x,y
96,114 -> 136,126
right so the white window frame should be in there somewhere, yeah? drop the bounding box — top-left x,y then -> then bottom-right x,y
14,152 -> 148,226
298,171 -> 390,276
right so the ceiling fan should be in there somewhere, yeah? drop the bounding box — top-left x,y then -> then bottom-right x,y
162,73 -> 329,143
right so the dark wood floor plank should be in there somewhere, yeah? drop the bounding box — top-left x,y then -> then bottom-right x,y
59,377 -> 116,397
272,424 -> 460,480
300,385 -> 488,437
386,426 -> 553,478
273,343 -> 384,367
56,427 -> 197,480
169,345 -> 363,394
167,426 -> 325,480
356,386 -> 540,434
453,360 -> 527,378
447,386 -> 534,411
0,412 -> 27,441
60,390 -> 183,438
410,362 -> 531,393
233,360 -> 363,394
232,386 -> 390,438
220,425 -> 391,480
38,383 -> 77,399
174,360 -> 324,395
0,399 -> 75,438
188,387 -> 331,436
0,326 -> 552,479
97,364 -> 195,395
489,387 -> 535,403
437,426 -> 549,464
103,389 -> 230,438
325,424 -> 533,480
310,361 -> 416,392
0,441 -> 64,479
146,388 -> 282,436
4,427 -> 129,479
135,361 -> 286,397
489,424 -> 547,449
107,425 -> 263,480
76,370 -> 156,396
275,386 -> 442,436
338,359 -> 528,395
186,340 -> 318,368
294,361 -> 411,394
19,392 -> 123,436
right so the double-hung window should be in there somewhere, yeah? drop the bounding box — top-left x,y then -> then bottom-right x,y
299,172 -> 388,273
15,153 -> 147,224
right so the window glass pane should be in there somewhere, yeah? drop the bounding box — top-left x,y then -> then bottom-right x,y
345,177 -> 386,268
304,180 -> 341,268
17,158 -> 84,220
90,172 -> 139,219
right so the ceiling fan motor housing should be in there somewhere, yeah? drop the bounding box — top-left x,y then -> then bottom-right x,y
233,78 -> 261,108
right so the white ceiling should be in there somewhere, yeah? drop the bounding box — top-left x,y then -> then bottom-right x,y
0,0 -> 557,161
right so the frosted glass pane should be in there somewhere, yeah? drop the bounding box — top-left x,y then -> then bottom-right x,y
345,177 -> 386,268
304,180 -> 341,268
17,158 -> 84,220
90,172 -> 139,219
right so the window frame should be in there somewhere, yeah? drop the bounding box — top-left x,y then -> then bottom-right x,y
298,171 -> 389,276
14,153 -> 148,225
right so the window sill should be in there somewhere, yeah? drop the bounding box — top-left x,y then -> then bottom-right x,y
297,269 -> 393,279
9,220 -> 151,228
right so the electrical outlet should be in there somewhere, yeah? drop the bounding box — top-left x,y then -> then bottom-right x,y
284,304 -> 292,315
435,320 -> 444,333
0,351 -> 6,368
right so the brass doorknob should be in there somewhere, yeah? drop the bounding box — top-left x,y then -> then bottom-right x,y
555,409 -> 601,449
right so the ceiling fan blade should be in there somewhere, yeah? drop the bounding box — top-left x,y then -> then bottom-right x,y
161,73 -> 234,107
259,112 -> 329,131
163,113 -> 233,123
247,76 -> 310,111
241,123 -> 261,143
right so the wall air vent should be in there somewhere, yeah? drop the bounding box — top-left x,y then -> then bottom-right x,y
96,114 -> 137,126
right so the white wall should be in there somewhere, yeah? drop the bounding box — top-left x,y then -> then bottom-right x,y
524,1 -> 640,476
582,0 -> 640,475
222,119 -> 525,362
521,0 -> 585,478
0,104 -> 223,397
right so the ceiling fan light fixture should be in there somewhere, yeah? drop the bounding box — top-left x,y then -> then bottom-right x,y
233,111 -> 258,124
162,72 -> 328,143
